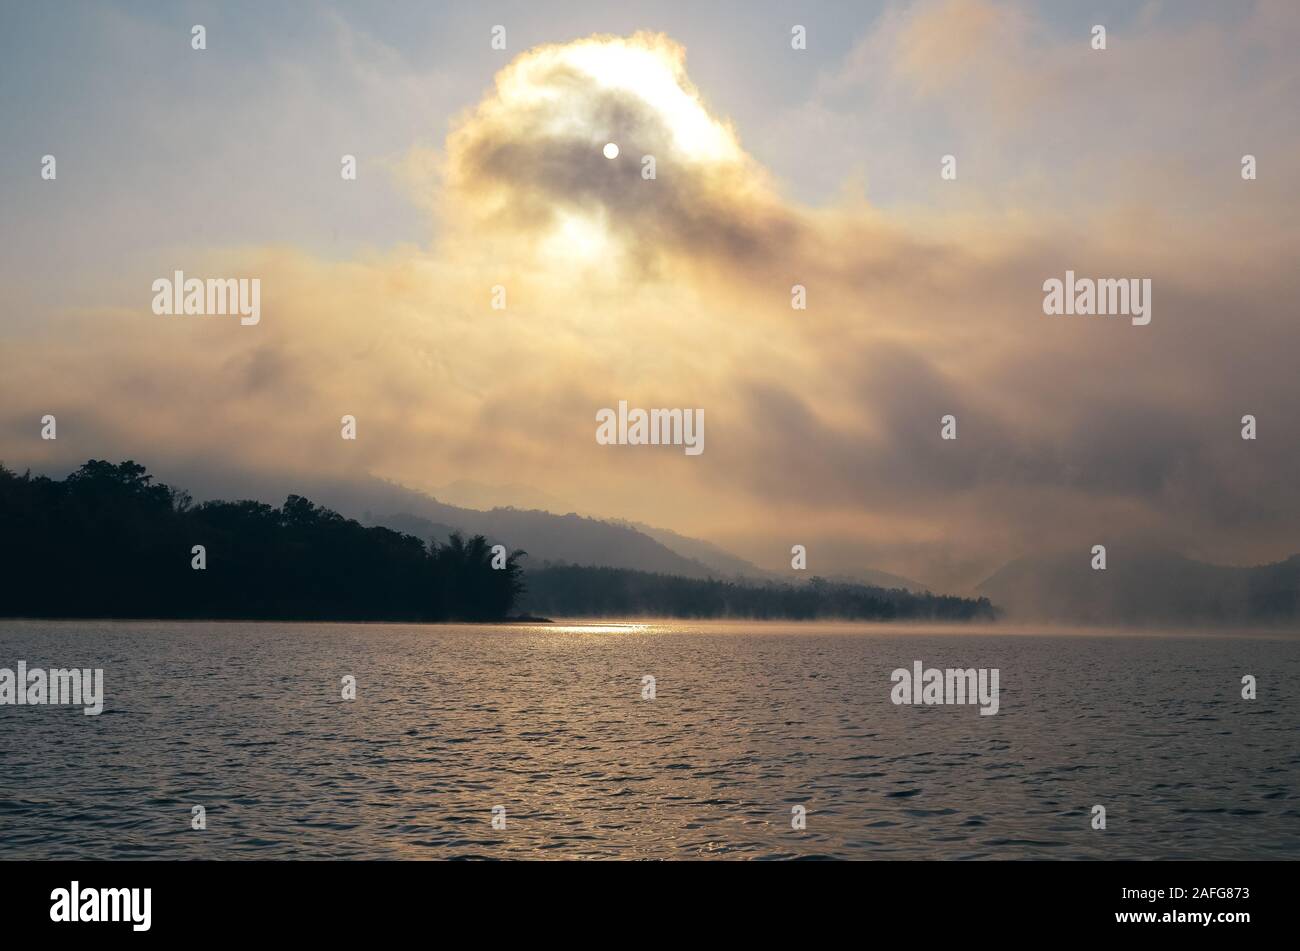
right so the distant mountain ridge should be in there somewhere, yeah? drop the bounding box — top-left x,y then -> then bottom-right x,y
615,518 -> 925,590
369,505 -> 716,578
162,468 -> 717,578
151,466 -> 931,592
978,548 -> 1300,626
430,479 -> 571,514
612,519 -> 768,577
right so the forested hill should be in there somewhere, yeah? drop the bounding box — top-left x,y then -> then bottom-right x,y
518,564 -> 996,621
0,461 -> 995,623
0,460 -> 524,621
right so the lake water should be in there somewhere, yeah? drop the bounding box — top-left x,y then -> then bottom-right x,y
0,619 -> 1295,859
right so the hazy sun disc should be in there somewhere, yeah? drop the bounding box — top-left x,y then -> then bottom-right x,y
603,142 -> 619,159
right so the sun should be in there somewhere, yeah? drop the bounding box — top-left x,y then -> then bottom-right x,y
490,32 -> 743,164
446,32 -> 757,262
543,209 -> 609,262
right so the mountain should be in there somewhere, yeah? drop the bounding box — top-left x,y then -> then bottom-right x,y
162,469 -> 715,578
160,465 -> 928,590
430,480 -> 572,514
614,520 -> 926,591
369,504 -> 718,578
824,569 -> 928,592
613,519 -> 767,577
978,548 -> 1300,626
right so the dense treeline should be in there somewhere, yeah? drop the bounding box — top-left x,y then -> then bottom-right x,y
0,461 -> 524,620
517,564 -> 997,621
0,460 -> 996,623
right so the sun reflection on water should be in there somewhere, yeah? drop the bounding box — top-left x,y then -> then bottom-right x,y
545,622 -> 650,635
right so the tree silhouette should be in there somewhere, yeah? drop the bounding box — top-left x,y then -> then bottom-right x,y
516,564 -> 997,621
430,532 -> 526,620
0,460 -> 527,621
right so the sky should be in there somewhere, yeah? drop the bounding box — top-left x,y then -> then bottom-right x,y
1,0 -> 1298,591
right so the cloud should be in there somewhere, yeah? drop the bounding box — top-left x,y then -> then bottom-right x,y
436,32 -> 810,283
3,12 -> 1300,592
